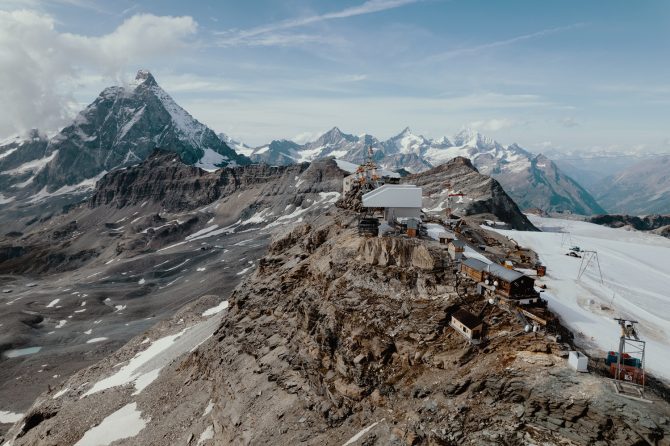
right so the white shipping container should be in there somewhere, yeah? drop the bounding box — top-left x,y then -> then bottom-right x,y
568,351 -> 589,372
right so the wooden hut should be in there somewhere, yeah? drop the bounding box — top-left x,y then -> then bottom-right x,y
438,232 -> 452,244
448,239 -> 465,258
460,258 -> 487,282
483,263 -> 536,300
450,309 -> 483,342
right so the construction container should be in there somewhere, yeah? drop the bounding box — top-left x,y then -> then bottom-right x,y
610,363 -> 645,385
568,351 -> 588,372
407,228 -> 417,238
606,351 -> 642,368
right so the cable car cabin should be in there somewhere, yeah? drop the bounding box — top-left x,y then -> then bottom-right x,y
460,258 -> 487,282
483,262 -> 536,299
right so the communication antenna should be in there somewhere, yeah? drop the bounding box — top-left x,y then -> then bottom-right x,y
577,250 -> 604,284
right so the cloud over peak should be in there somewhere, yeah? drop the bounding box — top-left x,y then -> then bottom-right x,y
0,10 -> 197,136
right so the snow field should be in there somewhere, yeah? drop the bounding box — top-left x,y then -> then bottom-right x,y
489,215 -> 670,381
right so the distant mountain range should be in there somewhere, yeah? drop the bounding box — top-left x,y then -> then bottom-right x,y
230,126 -> 605,215
7,70 -> 668,216
589,155 -> 670,215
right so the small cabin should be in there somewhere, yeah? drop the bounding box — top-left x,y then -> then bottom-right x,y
483,263 -> 536,299
448,239 -> 465,261
461,258 -> 539,301
405,218 -> 420,238
460,258 -> 488,282
438,232 -> 452,245
450,309 -> 483,342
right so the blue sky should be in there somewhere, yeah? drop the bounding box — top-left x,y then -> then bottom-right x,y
1,0 -> 669,151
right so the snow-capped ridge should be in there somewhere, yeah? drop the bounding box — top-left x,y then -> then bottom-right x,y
245,125 -> 604,214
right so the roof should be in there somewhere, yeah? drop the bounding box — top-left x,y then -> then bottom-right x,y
450,239 -> 465,247
461,257 -> 488,271
485,262 -> 525,282
362,184 -> 422,208
452,309 -> 482,329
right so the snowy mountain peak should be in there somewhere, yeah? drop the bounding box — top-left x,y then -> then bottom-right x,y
218,133 -> 253,157
134,69 -> 157,87
3,71 -> 250,193
434,136 -> 453,147
385,126 -> 430,155
313,126 -> 357,146
453,128 -> 481,146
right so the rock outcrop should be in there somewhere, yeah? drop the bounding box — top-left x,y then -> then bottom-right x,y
590,213 -> 670,238
406,157 -> 538,231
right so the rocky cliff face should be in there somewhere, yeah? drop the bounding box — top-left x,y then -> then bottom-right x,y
589,213 -> 670,238
33,71 -> 249,192
406,157 -> 538,231
493,154 -> 605,216
4,212 -> 669,446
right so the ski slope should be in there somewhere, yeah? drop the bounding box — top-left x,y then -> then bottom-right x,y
488,215 -> 670,382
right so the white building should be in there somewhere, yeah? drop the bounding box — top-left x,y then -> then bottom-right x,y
568,351 -> 589,372
362,184 -> 422,223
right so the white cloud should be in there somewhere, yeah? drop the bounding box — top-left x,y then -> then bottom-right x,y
228,32 -> 346,48
429,23 -> 586,62
216,0 -> 419,47
468,118 -> 517,132
292,131 -> 321,144
0,10 -> 197,137
559,117 -> 580,127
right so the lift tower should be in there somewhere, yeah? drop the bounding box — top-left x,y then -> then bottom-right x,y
609,318 -> 646,398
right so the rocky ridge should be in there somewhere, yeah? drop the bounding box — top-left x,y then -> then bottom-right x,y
4,210 -> 669,445
589,214 -> 670,238
405,157 -> 538,231
0,154 -> 345,434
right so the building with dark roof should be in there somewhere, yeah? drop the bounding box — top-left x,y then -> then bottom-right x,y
460,257 -> 538,300
450,309 -> 483,342
460,257 -> 488,282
